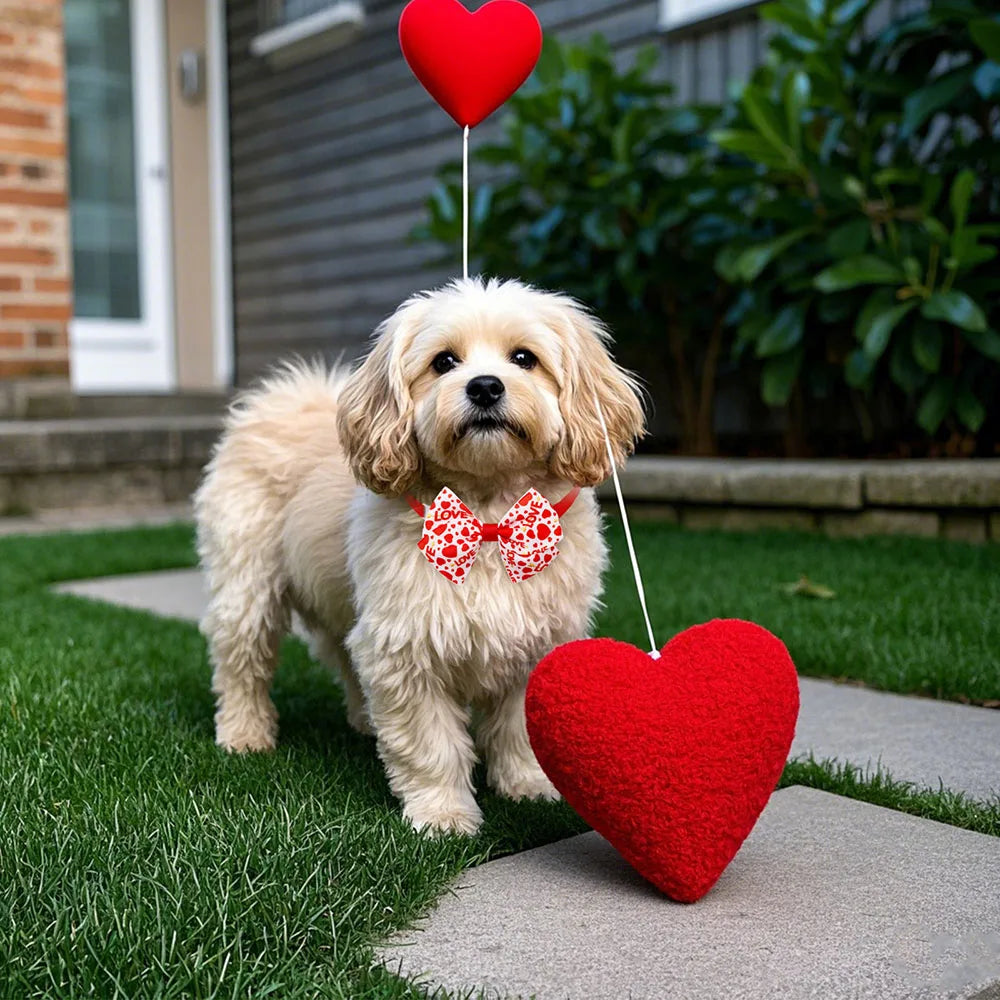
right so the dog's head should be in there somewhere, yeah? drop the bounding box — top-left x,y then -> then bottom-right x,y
337,278 -> 645,496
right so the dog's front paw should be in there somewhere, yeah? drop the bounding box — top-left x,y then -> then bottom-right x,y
489,761 -> 561,802
216,731 -> 276,753
403,794 -> 483,837
215,700 -> 278,753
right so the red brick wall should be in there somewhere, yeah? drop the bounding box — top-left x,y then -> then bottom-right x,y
0,0 -> 70,382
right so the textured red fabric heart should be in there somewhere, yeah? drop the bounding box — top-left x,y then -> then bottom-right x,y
399,0 -> 543,128
525,619 -> 799,903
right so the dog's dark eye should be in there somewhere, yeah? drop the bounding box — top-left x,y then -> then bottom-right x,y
432,351 -> 460,375
511,348 -> 537,371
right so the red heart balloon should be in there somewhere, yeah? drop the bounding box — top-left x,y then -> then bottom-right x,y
526,619 -> 799,903
399,0 -> 543,128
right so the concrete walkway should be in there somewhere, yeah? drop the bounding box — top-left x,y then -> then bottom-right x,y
380,788 -> 1000,1000
53,567 -> 1000,1000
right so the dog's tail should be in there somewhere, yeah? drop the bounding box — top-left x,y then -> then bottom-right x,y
221,357 -> 352,434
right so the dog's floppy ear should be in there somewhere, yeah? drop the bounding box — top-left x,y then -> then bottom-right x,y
337,297 -> 427,496
548,299 -> 645,487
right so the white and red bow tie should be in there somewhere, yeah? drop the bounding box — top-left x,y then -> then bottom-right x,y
406,486 -> 580,585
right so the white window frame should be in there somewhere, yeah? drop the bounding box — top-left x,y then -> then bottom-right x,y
660,0 -> 762,31
250,1 -> 364,67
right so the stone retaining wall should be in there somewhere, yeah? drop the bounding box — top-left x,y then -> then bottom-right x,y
2,420 -> 998,543
598,458 -> 1000,543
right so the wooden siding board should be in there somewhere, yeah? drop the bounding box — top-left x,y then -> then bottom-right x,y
226,0 -> 765,380
694,30 -> 726,103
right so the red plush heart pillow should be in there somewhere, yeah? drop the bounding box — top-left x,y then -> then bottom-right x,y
399,0 -> 543,128
525,619 -> 799,902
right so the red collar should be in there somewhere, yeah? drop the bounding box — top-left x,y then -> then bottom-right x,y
405,486 -> 581,520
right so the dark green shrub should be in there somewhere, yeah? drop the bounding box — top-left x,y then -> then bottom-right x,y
714,0 -> 1000,451
414,1 -> 1000,454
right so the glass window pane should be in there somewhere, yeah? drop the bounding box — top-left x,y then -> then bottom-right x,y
65,0 -> 141,320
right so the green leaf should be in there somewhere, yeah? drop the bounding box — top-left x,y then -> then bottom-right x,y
581,209 -> 622,250
921,290 -> 988,333
761,348 -> 804,406
845,348 -> 875,388
741,85 -> 793,156
922,216 -> 949,244
756,302 -> 807,357
949,169 -> 976,233
900,66 -> 975,138
471,184 -> 493,228
529,205 -> 566,242
843,176 -> 866,201
533,37 -> 566,85
890,334 -> 929,393
831,0 -> 870,26
760,1 -> 824,40
973,61 -> 1000,99
916,377 -> 954,434
970,18 -> 1000,60
955,387 -> 986,433
948,245 -> 999,270
715,245 -> 743,284
873,167 -> 921,187
814,255 -> 904,292
826,219 -> 871,258
430,184 -> 458,225
782,70 -> 810,154
711,128 -> 792,168
633,43 -> 660,77
912,322 -> 943,373
818,117 -> 843,163
964,327 -> 1000,362
731,227 -> 814,282
855,290 -> 917,360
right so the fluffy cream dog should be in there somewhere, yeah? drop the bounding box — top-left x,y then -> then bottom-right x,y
195,277 -> 644,835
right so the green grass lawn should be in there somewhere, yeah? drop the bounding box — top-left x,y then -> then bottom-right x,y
1,521 -> 998,999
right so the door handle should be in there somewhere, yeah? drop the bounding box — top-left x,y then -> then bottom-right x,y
178,49 -> 205,103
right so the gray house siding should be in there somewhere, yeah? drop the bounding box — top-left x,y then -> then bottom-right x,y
226,0 -> 772,382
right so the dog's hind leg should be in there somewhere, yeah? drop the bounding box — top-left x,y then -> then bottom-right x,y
203,582 -> 289,753
199,527 -> 290,753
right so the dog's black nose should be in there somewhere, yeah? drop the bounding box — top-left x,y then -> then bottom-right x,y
466,375 -> 505,409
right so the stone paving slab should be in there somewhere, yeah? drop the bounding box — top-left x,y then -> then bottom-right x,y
379,788 -> 1000,1000
54,569 -> 1000,803
791,678 -> 1000,803
55,568 -> 210,622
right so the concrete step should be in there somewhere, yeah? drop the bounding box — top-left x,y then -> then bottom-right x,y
0,414 -> 221,513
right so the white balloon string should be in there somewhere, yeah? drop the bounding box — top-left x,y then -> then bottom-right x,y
462,124 -> 469,280
594,396 -> 660,660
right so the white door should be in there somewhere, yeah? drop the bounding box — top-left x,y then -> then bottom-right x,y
66,0 -> 175,392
